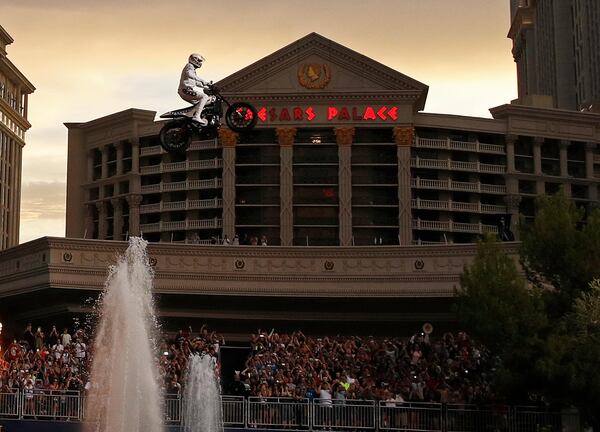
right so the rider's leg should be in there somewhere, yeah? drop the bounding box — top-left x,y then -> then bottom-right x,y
191,93 -> 208,125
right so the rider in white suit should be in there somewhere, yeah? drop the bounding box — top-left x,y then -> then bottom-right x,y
178,53 -> 209,125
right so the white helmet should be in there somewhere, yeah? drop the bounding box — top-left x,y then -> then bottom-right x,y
189,53 -> 205,68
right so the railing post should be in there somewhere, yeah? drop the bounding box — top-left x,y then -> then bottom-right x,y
446,137 -> 451,149
447,178 -> 452,190
448,199 -> 452,211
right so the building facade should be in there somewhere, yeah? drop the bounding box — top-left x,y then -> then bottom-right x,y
65,33 -> 600,247
0,25 -> 34,250
509,0 -> 600,112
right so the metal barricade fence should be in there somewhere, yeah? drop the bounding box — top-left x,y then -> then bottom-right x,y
378,401 -> 442,432
164,394 -> 182,424
313,398 -> 376,431
511,406 -> 563,432
21,390 -> 81,420
0,391 -> 19,418
446,404 -> 510,432
0,391 -> 581,431
248,397 -> 310,430
222,395 -> 245,428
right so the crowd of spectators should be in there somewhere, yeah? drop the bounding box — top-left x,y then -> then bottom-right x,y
2,322 -> 495,406
234,330 -> 496,405
0,323 -> 90,396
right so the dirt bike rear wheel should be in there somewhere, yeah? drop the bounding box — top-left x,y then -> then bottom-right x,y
159,121 -> 192,154
225,102 -> 258,132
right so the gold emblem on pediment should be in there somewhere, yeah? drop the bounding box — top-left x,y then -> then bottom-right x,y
298,63 -> 331,89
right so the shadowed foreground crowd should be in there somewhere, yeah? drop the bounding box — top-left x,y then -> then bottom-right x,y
1,323 -> 496,405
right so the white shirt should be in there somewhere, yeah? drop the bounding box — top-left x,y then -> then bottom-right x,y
62,333 -> 72,346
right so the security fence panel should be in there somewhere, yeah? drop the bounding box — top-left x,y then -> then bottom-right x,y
313,399 -> 376,431
379,401 -> 442,432
512,407 -> 563,432
446,404 -> 510,432
164,394 -> 182,424
21,390 -> 81,421
247,397 -> 310,430
0,391 -> 19,418
222,395 -> 245,427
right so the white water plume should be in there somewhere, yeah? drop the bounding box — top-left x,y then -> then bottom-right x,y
183,354 -> 223,432
84,237 -> 163,432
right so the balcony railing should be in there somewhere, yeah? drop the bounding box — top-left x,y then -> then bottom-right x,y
411,177 -> 507,194
411,158 -> 506,174
411,198 -> 506,214
140,140 -> 218,157
140,218 -> 222,233
412,218 -> 499,234
415,137 -> 505,154
140,158 -> 222,174
140,198 -> 223,214
141,178 -> 222,193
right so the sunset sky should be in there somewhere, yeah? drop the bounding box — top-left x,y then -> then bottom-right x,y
2,0 -> 517,243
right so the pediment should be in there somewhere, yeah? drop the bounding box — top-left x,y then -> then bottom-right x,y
217,33 -> 428,110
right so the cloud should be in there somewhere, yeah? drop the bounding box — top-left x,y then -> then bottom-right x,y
20,181 -> 66,222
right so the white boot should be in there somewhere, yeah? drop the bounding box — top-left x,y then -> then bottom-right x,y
192,99 -> 208,126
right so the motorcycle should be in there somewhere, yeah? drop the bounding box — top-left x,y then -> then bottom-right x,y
158,83 -> 258,153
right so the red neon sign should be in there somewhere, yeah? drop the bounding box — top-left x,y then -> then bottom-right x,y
256,106 -> 400,122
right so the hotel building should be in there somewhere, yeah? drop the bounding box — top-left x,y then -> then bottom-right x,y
0,25 -> 34,250
64,33 -> 600,247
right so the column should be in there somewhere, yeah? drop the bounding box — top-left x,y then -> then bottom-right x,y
533,137 -> 544,194
335,127 -> 354,246
87,150 -> 94,182
559,140 -> 569,177
277,128 -> 296,246
505,135 -> 517,173
131,138 -> 140,173
127,194 -> 143,236
84,204 -> 94,239
112,198 -> 123,240
96,201 -> 108,239
218,128 -> 238,240
101,145 -> 109,179
585,143 -> 597,202
503,194 -> 522,241
116,142 -> 124,175
394,126 -> 414,245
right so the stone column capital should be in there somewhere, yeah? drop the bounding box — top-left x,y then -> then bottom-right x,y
503,194 -> 522,211
393,126 -> 415,146
95,201 -> 106,211
218,128 -> 239,147
276,128 -> 296,146
335,127 -> 355,146
559,140 -> 570,150
505,134 -> 518,144
126,194 -> 143,207
533,136 -> 544,146
585,142 -> 597,151
111,197 -> 123,210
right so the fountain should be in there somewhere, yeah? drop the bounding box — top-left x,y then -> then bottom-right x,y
84,237 -> 163,432
183,354 -> 223,432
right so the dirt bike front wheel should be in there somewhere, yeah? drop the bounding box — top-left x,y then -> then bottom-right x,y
159,120 -> 192,154
225,102 -> 258,132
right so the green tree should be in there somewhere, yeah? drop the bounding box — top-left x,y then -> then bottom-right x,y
538,280 -> 600,425
455,236 -> 547,397
520,191 -> 600,315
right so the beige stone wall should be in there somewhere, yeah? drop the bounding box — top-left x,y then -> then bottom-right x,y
0,237 -> 521,299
